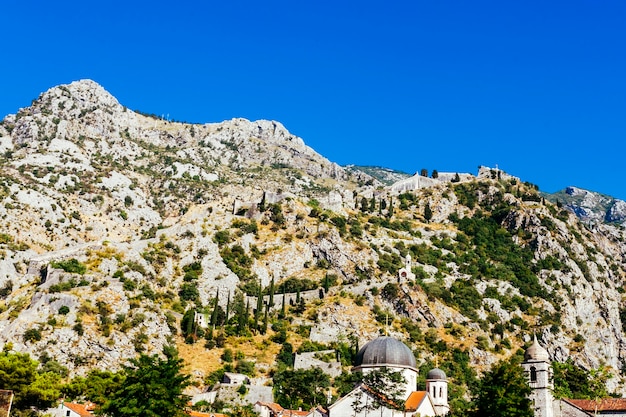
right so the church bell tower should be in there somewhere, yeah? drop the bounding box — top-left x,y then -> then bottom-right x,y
522,336 -> 554,417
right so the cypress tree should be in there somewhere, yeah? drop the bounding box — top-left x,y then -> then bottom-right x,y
424,202 -> 433,222
224,291 -> 231,325
360,197 -> 369,212
281,292 -> 286,318
255,283 -> 263,326
269,277 -> 275,307
262,304 -> 269,334
210,291 -> 220,327
259,192 -> 266,212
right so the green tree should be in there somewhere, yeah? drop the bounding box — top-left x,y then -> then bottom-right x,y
254,283 -> 263,327
62,369 -> 124,404
0,347 -> 37,409
21,371 -> 62,409
211,292 -> 221,327
387,197 -> 393,218
180,309 -> 196,342
424,202 -> 433,222
50,258 -> 86,274
471,358 -> 532,417
0,346 -> 61,411
553,359 -> 611,399
268,277 -> 275,307
273,367 -> 330,410
100,347 -> 190,417
360,197 -> 369,213
420,168 -> 428,177
356,367 -> 407,412
258,193 -> 266,212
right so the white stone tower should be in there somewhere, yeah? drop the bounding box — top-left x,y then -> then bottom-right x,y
426,367 -> 449,415
522,335 -> 554,417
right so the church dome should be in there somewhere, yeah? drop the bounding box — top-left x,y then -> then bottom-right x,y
524,336 -> 550,362
354,337 -> 417,369
426,368 -> 447,380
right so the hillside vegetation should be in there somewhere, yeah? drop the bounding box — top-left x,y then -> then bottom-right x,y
0,80 -> 625,413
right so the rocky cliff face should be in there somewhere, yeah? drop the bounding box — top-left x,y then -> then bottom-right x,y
546,186 -> 626,225
1,80 -> 626,396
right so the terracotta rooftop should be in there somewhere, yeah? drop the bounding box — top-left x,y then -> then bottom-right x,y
187,411 -> 228,417
256,401 -> 284,413
281,410 -> 310,416
566,398 -> 626,412
405,391 -> 428,411
63,402 -> 95,417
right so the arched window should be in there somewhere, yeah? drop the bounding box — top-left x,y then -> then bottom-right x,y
530,366 -> 537,382
432,386 -> 436,398
439,387 -> 443,397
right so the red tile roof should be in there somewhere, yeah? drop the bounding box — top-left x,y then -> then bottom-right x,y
256,401 -> 285,413
187,411 -> 228,417
405,391 -> 428,411
281,410 -> 309,416
63,402 -> 95,417
566,398 -> 626,412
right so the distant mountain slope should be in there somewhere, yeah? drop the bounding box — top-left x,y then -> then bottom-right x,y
545,186 -> 626,224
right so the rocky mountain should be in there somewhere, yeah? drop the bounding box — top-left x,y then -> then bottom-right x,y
1,80 -> 626,403
545,186 -> 626,225
345,165 -> 412,185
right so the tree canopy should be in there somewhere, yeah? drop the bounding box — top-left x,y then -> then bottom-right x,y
273,367 -> 330,410
360,367 -> 407,411
470,358 -> 532,417
99,347 -> 190,417
0,345 -> 61,412
552,358 -> 612,399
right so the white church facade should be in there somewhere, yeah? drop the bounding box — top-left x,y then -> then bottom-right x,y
327,336 -> 448,416
322,334 -> 626,417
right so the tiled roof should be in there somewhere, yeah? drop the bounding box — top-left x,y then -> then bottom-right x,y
187,411 -> 228,417
256,401 -> 285,413
63,402 -> 95,417
405,391 -> 428,411
566,398 -> 626,412
282,410 -> 310,416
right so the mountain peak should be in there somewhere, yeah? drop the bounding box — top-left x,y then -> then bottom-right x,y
39,79 -> 121,111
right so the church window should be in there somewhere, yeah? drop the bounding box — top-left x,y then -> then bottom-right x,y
439,387 -> 443,397
530,366 -> 537,382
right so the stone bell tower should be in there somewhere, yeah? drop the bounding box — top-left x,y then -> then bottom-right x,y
522,335 -> 554,417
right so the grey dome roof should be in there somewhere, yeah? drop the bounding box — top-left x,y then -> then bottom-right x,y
426,367 -> 447,380
524,336 -> 550,362
354,337 -> 417,369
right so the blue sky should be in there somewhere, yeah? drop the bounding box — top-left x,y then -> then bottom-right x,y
1,1 -> 625,199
